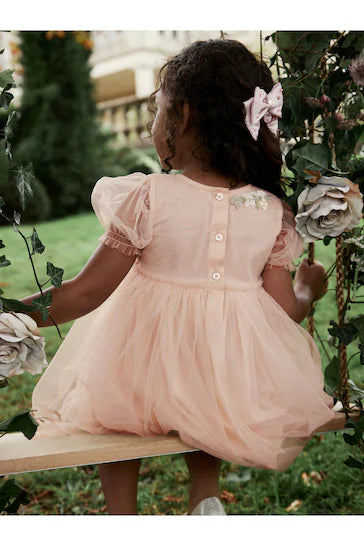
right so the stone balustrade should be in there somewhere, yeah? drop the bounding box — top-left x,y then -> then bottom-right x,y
97,95 -> 153,148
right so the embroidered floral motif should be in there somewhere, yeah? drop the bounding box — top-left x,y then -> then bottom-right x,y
229,190 -> 272,210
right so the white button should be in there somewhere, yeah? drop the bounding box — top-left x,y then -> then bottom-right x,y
215,192 -> 224,200
215,232 -> 224,241
212,272 -> 221,280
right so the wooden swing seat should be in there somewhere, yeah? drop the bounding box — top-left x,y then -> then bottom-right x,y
0,404 -> 360,477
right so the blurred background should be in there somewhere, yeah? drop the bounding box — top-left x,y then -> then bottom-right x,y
0,30 -> 275,148
0,30 -> 276,225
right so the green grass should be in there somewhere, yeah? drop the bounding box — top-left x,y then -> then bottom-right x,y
0,212 -> 363,515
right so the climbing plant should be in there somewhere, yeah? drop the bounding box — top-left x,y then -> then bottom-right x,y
0,36 -> 66,514
264,30 -> 364,470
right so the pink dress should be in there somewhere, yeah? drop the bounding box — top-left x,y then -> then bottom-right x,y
31,172 -> 336,472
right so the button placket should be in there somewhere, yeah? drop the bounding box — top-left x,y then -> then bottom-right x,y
209,190 -> 229,285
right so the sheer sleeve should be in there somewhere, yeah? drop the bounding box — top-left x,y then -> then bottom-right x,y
91,172 -> 153,256
263,200 -> 304,272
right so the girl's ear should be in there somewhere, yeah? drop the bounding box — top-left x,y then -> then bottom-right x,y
178,102 -> 191,135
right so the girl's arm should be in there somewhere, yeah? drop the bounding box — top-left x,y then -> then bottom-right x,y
19,243 -> 138,327
261,268 -> 314,324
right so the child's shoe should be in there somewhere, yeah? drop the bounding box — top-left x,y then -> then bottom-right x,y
190,496 -> 227,515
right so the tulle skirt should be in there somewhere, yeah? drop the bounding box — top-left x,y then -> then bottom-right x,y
31,263 -> 336,472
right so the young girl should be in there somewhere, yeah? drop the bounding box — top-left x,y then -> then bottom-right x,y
23,38 -> 336,516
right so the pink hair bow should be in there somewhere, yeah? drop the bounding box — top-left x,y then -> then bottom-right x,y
243,82 -> 283,141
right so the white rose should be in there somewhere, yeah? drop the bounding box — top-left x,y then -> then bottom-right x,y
0,312 -> 48,378
295,176 -> 363,242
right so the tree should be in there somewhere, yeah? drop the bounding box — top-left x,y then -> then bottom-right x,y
11,31 -> 110,218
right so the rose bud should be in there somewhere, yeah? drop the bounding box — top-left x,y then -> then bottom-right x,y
320,94 -> 331,104
334,112 -> 345,121
304,97 -> 324,109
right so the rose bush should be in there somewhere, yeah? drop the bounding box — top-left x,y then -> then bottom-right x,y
0,312 -> 48,378
295,176 -> 363,242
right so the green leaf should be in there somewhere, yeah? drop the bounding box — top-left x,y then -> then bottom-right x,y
0,478 -> 31,514
304,33 -> 332,73
0,254 -> 11,268
291,141 -> 330,176
275,31 -> 336,74
274,31 -> 305,66
0,297 -> 36,313
0,410 -> 38,439
14,163 -> 35,211
285,140 -> 308,171
4,109 -> 17,141
280,86 -> 307,138
324,116 -> 338,134
13,210 -> 21,225
328,320 -> 359,345
0,139 -> 7,185
300,76 -> 323,97
341,31 -> 364,52
268,50 -> 278,68
359,343 -> 364,365
285,178 -> 306,211
0,90 -> 14,110
31,227 -> 45,254
347,414 -> 364,430
324,355 -> 340,394
46,261 -> 64,288
343,455 -> 364,469
31,291 -> 52,321
0,69 -> 16,91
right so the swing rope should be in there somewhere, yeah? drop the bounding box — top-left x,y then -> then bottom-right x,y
307,242 -> 315,337
336,234 -> 350,410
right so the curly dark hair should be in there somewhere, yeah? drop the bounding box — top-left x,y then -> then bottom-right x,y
147,38 -> 287,199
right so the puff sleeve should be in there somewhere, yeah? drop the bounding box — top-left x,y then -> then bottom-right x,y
263,200 -> 304,272
91,172 -> 153,256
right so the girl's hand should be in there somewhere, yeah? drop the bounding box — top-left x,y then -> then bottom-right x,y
294,258 -> 329,302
